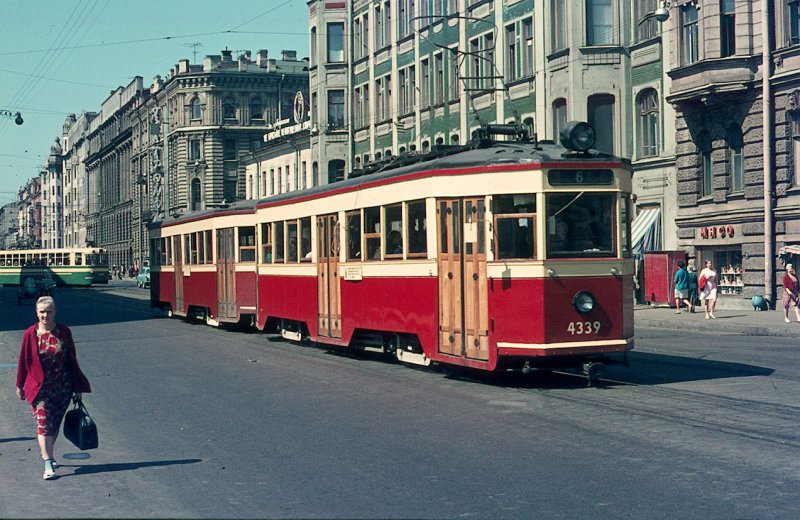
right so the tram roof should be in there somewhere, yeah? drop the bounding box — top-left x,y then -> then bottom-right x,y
154,140 -> 629,228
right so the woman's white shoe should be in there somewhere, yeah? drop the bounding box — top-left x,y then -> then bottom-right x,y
43,459 -> 56,480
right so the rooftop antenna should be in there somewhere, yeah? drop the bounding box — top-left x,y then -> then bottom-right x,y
184,42 -> 203,64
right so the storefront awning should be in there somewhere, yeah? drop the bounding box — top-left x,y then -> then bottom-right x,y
632,207 -> 661,259
779,245 -> 800,256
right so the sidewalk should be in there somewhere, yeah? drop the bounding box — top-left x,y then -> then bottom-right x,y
634,303 -> 800,337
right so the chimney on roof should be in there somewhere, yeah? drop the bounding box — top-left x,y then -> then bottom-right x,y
256,49 -> 269,68
204,54 -> 221,71
221,48 -> 233,62
281,50 -> 297,61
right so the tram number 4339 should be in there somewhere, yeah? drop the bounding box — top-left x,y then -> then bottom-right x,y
567,321 -> 601,335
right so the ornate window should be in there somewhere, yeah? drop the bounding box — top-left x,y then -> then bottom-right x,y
587,0 -> 613,45
637,89 -> 659,158
223,97 -> 236,119
250,98 -> 263,121
190,97 -> 202,120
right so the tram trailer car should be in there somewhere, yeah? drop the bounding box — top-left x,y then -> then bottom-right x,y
148,123 -> 634,383
0,248 -> 109,287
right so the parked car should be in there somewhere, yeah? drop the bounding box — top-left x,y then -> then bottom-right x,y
136,266 -> 150,288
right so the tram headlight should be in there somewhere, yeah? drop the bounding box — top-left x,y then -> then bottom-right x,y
572,291 -> 596,314
560,121 -> 596,152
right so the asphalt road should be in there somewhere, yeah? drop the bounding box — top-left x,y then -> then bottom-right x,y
1,284 -> 798,519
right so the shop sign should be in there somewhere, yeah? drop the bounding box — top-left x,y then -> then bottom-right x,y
699,225 -> 735,239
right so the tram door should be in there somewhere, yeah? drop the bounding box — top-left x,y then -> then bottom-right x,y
437,199 -> 489,361
173,235 -> 184,314
216,228 -> 237,320
317,214 -> 341,339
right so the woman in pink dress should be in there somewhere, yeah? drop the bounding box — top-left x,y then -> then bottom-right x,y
16,296 -> 91,480
699,259 -> 718,319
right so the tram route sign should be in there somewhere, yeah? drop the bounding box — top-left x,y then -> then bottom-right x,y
548,169 -> 614,185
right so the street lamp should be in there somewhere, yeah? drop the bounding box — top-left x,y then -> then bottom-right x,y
640,1 -> 671,24
0,109 -> 24,125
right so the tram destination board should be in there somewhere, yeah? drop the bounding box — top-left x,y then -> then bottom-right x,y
548,169 -> 614,186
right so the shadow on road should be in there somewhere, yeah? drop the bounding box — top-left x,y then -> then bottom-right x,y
58,458 -> 202,476
0,286 -> 161,332
0,436 -> 36,443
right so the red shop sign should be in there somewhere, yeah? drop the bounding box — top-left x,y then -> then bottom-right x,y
699,226 -> 735,239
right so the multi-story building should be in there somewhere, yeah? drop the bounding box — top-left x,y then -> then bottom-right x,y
308,0 -> 678,281
85,77 -> 144,270
40,138 -> 63,249
62,111 -> 96,249
667,0 -> 800,308
16,177 -> 41,249
244,117 -> 312,200
0,202 -> 19,249
130,48 -> 308,265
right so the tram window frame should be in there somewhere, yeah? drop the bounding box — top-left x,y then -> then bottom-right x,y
261,223 -> 273,263
173,236 -> 182,264
621,195 -> 632,258
287,221 -> 299,262
384,203 -> 403,258
346,211 -> 362,261
238,226 -> 257,263
364,206 -> 381,260
190,233 -> 199,264
275,222 -> 286,263
407,199 -> 427,258
184,235 -> 191,265
300,217 -> 312,261
204,231 -> 213,264
545,192 -> 617,258
492,194 -> 536,260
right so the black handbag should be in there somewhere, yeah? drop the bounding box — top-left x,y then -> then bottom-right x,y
63,396 -> 98,450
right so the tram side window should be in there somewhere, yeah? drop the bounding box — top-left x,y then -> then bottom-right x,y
364,207 -> 381,260
346,211 -> 362,260
300,218 -> 312,261
261,223 -> 273,263
287,221 -> 299,262
384,204 -> 403,257
275,222 -> 285,263
204,231 -> 213,264
621,196 -> 632,258
184,235 -> 192,265
493,194 -> 536,260
407,200 -> 427,257
190,233 -> 199,264
239,227 -> 256,262
546,192 -> 616,258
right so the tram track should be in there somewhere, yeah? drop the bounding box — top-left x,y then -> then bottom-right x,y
514,370 -> 800,449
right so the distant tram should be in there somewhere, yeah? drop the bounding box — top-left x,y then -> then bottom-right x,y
148,122 -> 634,383
0,247 -> 109,286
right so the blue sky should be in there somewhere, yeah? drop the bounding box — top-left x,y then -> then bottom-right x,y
0,0 -> 309,206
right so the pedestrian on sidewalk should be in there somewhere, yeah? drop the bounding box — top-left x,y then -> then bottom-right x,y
687,264 -> 699,313
673,260 -> 690,314
782,263 -> 800,323
15,296 -> 92,480
699,259 -> 718,319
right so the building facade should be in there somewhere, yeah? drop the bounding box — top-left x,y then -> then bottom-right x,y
16,177 -> 41,249
62,111 -> 96,249
667,0 -> 800,308
40,138 -> 63,249
0,202 -> 19,249
130,49 -> 308,266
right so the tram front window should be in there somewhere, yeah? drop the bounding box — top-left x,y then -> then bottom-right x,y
546,192 -> 616,258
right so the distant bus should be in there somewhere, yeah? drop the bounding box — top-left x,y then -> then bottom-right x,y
0,248 -> 109,287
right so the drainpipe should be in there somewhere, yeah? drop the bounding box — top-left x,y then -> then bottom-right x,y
762,0 -> 774,306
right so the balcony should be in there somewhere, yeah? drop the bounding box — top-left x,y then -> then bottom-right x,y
666,55 -> 760,105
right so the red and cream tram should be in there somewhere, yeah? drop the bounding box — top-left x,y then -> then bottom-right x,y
148,123 -> 634,382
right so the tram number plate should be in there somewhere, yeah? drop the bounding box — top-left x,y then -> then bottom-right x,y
567,321 -> 601,335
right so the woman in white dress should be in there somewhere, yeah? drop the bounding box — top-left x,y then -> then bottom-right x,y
699,259 -> 718,319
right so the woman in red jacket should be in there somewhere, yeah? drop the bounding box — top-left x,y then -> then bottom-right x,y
15,296 -> 91,480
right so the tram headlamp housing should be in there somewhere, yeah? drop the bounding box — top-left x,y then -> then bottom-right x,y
560,121 -> 596,152
572,291 -> 596,314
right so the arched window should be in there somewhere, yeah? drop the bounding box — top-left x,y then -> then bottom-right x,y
637,89 -> 659,158
223,97 -> 237,119
190,97 -> 202,120
312,161 -> 319,187
250,98 -> 263,121
328,159 -> 345,184
191,178 -> 201,211
588,94 -> 615,154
